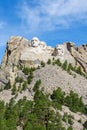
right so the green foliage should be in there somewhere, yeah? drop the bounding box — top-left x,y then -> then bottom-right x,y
47,59 -> 51,64
62,60 -> 68,71
53,58 -> 62,66
37,65 -> 40,69
4,80 -> 11,90
62,113 -> 68,122
27,73 -> 33,84
51,87 -> 65,109
23,122 -> 33,130
0,101 -> 7,130
22,81 -> 27,91
78,118 -> 82,123
51,87 -> 86,113
15,76 -> 23,83
83,121 -> 87,129
22,67 -> 35,75
41,61 -> 45,67
6,119 -> 17,130
67,63 -> 74,73
26,70 -> 33,84
11,84 -> 17,95
0,85 -> 87,130
67,126 -> 73,130
22,67 -> 35,84
34,90 -> 65,130
68,117 -> 73,125
34,90 -> 50,107
52,57 -> 55,61
0,90 -> 65,130
22,67 -> 30,75
24,122 -> 45,130
65,90 -> 85,113
34,90 -> 50,128
75,66 -> 87,77
76,66 -> 82,75
52,58 -> 87,78
33,79 -> 41,92
62,113 -> 74,126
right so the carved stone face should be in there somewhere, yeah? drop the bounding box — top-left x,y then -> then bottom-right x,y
31,37 -> 39,47
56,45 -> 64,56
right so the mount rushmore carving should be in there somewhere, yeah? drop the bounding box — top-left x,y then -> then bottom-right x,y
1,36 -> 87,73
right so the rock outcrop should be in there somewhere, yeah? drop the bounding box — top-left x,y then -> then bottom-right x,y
53,42 -> 87,72
2,36 -> 87,72
1,36 -> 87,87
68,43 -> 87,72
1,36 -> 54,68
1,36 -> 30,68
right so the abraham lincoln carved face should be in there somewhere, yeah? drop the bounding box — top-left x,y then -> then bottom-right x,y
56,45 -> 64,56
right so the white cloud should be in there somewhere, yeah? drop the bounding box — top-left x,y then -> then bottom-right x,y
17,0 -> 87,33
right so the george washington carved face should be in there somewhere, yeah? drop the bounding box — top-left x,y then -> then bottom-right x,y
31,37 -> 39,47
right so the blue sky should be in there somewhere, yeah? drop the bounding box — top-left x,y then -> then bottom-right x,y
0,0 -> 87,63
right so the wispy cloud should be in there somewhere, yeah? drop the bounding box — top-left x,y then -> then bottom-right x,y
0,21 -> 6,29
0,42 -> 6,47
17,0 -> 87,33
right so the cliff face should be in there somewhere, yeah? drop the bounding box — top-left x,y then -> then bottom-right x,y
1,36 -> 30,68
1,36 -> 53,68
1,36 -> 87,73
1,36 -> 87,88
